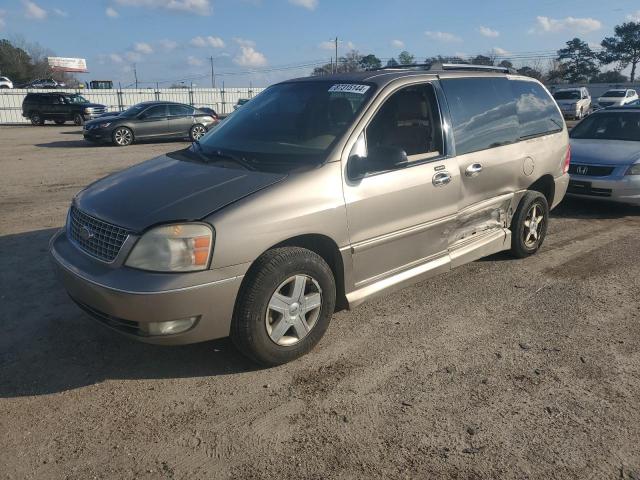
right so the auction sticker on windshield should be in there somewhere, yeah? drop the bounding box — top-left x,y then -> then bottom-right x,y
328,84 -> 370,94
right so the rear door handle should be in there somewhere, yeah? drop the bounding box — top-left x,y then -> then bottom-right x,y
432,171 -> 452,187
465,163 -> 483,177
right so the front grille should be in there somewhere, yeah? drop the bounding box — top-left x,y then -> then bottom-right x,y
568,180 -> 612,197
86,107 -> 106,114
599,101 -> 615,107
68,206 -> 130,262
72,297 -> 143,336
568,164 -> 615,177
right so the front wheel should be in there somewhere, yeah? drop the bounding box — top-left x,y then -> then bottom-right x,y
510,191 -> 549,258
231,247 -> 336,366
112,127 -> 133,146
189,123 -> 207,141
30,111 -> 44,126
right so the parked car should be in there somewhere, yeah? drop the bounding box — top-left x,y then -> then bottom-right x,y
82,101 -> 217,146
567,106 -> 640,205
553,87 -> 591,120
594,89 -> 639,109
0,76 -> 13,89
22,92 -> 107,125
233,98 -> 250,110
21,78 -> 66,89
51,65 -> 569,365
197,107 -> 220,121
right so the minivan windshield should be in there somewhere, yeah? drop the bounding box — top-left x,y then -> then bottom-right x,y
553,90 -> 580,100
602,90 -> 625,98
194,81 -> 375,171
570,112 -> 640,141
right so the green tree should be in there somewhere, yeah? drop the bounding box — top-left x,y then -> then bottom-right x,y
590,70 -> 629,83
498,59 -> 513,69
386,57 -> 399,67
516,66 -> 543,81
471,54 -> 493,66
599,22 -> 640,82
359,54 -> 382,70
397,51 -> 415,65
557,38 -> 599,82
0,39 -> 34,83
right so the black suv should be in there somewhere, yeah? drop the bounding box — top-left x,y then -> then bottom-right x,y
22,93 -> 107,126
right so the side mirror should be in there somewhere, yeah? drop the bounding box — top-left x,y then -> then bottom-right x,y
348,145 -> 408,178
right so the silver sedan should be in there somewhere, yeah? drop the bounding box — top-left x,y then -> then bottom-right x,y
568,106 -> 640,205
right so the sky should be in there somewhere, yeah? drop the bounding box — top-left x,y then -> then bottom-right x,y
0,0 -> 639,87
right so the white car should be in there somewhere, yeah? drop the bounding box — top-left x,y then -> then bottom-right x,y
553,87 -> 591,120
595,89 -> 638,109
0,76 -> 13,89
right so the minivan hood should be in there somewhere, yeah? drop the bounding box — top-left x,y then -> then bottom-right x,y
555,99 -> 580,105
597,97 -> 624,104
570,138 -> 640,165
74,153 -> 286,232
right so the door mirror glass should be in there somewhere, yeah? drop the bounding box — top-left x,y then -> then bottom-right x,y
348,145 -> 408,178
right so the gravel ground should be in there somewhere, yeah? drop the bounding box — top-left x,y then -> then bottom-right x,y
1,125 -> 639,480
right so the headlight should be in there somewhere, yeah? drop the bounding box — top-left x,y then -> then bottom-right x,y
626,163 -> 640,175
125,223 -> 213,272
84,108 -> 92,113
98,122 -> 111,128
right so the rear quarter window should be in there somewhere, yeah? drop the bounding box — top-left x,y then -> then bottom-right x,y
511,80 -> 563,139
440,77 -> 519,156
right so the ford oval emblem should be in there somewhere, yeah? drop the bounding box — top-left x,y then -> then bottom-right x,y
80,225 -> 95,241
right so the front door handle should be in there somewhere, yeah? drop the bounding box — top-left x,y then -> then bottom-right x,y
465,163 -> 483,177
432,171 -> 451,187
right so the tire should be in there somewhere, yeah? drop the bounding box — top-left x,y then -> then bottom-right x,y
510,191 -> 549,258
231,247 -> 336,366
112,127 -> 134,146
73,113 -> 85,126
189,123 -> 207,141
54,119 -> 66,125
30,111 -> 44,126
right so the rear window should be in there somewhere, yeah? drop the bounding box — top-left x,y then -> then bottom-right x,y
553,90 -> 581,100
441,77 -> 519,155
603,90 -> 625,98
511,80 -> 564,139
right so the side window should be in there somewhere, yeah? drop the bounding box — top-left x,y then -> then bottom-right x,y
142,105 -> 167,119
51,96 -> 61,105
365,83 -> 443,161
169,104 -> 194,116
511,80 -> 563,139
440,77 -> 518,155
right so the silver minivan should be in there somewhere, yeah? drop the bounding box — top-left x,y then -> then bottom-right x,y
51,64 -> 570,365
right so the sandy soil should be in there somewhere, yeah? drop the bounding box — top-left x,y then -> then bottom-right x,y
1,125 -> 639,479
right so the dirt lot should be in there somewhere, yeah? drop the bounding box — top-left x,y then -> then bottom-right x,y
1,125 -> 639,480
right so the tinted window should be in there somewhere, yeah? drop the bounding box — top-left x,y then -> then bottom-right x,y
142,105 -> 167,119
366,83 -> 442,159
603,91 -> 625,98
511,80 -> 563,139
553,90 -> 580,100
570,112 -> 640,141
441,77 -> 518,155
169,104 -> 194,116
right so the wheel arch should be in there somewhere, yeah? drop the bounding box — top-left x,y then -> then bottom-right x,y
527,174 -> 555,207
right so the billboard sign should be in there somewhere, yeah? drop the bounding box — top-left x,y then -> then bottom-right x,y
47,57 -> 88,73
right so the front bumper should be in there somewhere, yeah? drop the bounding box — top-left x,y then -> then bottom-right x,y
83,127 -> 112,142
552,173 -> 570,209
50,229 -> 245,345
566,172 -> 640,206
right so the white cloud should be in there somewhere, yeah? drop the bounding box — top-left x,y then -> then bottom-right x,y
114,0 -> 212,16
108,53 -> 124,63
490,47 -> 510,56
190,35 -> 225,48
187,55 -> 204,66
0,10 -> 6,30
234,46 -> 267,67
53,8 -> 68,17
530,16 -> 602,34
23,0 -> 47,20
159,39 -> 178,50
391,39 -> 405,49
289,0 -> 317,10
627,11 -> 640,22
106,6 -> 119,17
479,26 -> 499,38
233,37 -> 256,47
125,51 -> 142,62
425,31 -> 462,43
318,39 -> 354,51
134,42 -> 153,54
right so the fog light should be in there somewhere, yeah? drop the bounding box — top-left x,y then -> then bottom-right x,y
142,316 -> 199,336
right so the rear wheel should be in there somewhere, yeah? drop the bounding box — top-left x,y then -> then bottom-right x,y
231,247 -> 336,366
112,127 -> 133,146
189,124 -> 207,141
73,113 -> 85,126
510,191 -> 549,258
30,111 -> 44,126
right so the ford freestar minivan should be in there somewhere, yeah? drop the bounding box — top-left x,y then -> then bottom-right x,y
51,64 -> 570,365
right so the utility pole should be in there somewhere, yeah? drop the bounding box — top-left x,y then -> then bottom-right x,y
133,63 -> 138,89
334,37 -> 338,73
209,56 -> 216,89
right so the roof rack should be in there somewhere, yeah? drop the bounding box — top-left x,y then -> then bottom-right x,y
374,63 -> 516,74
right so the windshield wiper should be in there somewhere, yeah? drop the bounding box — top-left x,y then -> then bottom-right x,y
191,142 -> 255,170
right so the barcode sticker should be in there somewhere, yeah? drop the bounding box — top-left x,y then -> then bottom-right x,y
328,84 -> 370,94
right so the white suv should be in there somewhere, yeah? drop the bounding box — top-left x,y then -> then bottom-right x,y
596,89 -> 639,109
553,87 -> 591,119
0,76 -> 13,89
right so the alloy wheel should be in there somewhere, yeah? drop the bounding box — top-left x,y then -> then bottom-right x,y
191,124 -> 206,140
265,275 -> 323,346
114,128 -> 132,146
523,203 -> 545,249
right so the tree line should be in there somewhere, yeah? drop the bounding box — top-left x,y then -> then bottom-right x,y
312,20 -> 640,84
0,37 -> 77,86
